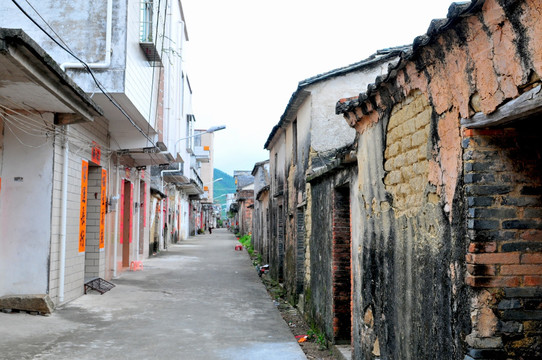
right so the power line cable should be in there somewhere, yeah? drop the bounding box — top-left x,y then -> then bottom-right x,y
10,0 -> 157,147
23,0 -> 72,50
0,102 -> 114,155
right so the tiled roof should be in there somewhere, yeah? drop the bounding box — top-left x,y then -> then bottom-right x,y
234,171 -> 254,189
306,144 -> 357,182
336,0 -> 484,115
264,46 -> 411,150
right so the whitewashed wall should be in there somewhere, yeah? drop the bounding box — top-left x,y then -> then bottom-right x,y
309,62 -> 393,152
0,112 -> 55,296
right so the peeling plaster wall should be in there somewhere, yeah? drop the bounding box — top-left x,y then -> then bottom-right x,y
311,62 -> 392,152
349,115 -> 469,359
339,1 -> 542,358
307,176 -> 332,338
268,130 -> 287,280
0,0 -> 128,92
283,97 -> 310,299
308,166 -> 356,342
280,59 -> 401,305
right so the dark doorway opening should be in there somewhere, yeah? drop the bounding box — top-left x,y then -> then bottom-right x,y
332,184 -> 352,344
122,180 -> 132,268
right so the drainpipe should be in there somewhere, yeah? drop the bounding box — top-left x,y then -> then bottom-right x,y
135,172 -> 140,261
113,160 -> 119,277
60,0 -> 113,70
58,126 -> 69,303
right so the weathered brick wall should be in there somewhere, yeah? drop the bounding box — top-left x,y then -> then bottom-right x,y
308,177 -> 335,339
384,91 -> 432,216
349,117 -> 467,359
237,190 -> 254,236
308,167 -> 356,343
284,163 -> 296,301
337,1 -> 542,358
464,122 -> 542,358
303,181 -> 312,301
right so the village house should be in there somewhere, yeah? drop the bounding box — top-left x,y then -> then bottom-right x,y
196,129 -> 219,233
332,0 -> 542,358
262,48 -> 406,307
0,28 -> 104,313
252,160 -> 271,263
231,170 -> 254,236
0,0 -> 206,310
254,0 -> 542,359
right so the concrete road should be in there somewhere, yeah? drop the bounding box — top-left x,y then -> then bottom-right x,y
0,229 -> 306,360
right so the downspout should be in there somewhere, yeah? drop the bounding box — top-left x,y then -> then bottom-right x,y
135,172 -> 140,261
60,0 -> 113,70
58,126 -> 69,303
113,159 -> 119,277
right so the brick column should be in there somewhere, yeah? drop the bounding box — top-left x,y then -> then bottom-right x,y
463,126 -> 542,359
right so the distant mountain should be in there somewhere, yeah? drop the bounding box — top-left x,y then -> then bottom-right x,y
213,169 -> 236,211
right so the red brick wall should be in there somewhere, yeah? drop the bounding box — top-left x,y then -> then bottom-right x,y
463,122 -> 542,358
464,126 -> 542,288
332,186 -> 352,343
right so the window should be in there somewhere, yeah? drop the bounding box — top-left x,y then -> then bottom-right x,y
292,119 -> 298,163
193,130 -> 203,147
274,153 -> 277,179
186,114 -> 194,151
140,1 -> 154,42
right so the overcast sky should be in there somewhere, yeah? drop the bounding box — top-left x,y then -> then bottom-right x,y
182,0 -> 456,176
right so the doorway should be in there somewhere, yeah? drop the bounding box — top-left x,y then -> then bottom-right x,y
84,165 -> 104,280
121,180 -> 132,268
278,204 -> 284,282
332,184 -> 352,344
139,180 -> 146,255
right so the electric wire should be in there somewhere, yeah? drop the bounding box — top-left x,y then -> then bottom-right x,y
2,119 -> 53,149
10,0 -> 157,147
141,0 -> 167,168
9,0 -> 174,168
0,105 -> 114,157
0,99 -> 113,153
23,0 -> 72,50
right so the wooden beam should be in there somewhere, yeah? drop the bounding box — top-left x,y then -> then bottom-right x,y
54,113 -> 90,125
461,85 -> 542,128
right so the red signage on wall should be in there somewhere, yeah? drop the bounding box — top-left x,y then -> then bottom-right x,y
78,160 -> 89,253
99,169 -> 107,249
91,142 -> 101,165
120,181 -> 125,244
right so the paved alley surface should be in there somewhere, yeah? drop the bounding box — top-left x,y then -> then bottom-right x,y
0,229 -> 306,360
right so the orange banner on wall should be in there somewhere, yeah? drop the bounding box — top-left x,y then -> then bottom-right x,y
78,160 -> 89,253
99,169 -> 107,249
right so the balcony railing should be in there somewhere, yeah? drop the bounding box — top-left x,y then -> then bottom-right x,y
193,146 -> 210,162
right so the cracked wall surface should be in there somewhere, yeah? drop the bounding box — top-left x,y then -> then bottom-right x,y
337,0 -> 542,359
384,91 -> 431,217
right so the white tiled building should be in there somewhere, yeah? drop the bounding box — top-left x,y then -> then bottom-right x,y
0,0 -> 204,308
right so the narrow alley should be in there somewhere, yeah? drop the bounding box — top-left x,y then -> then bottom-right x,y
0,229 -> 306,360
